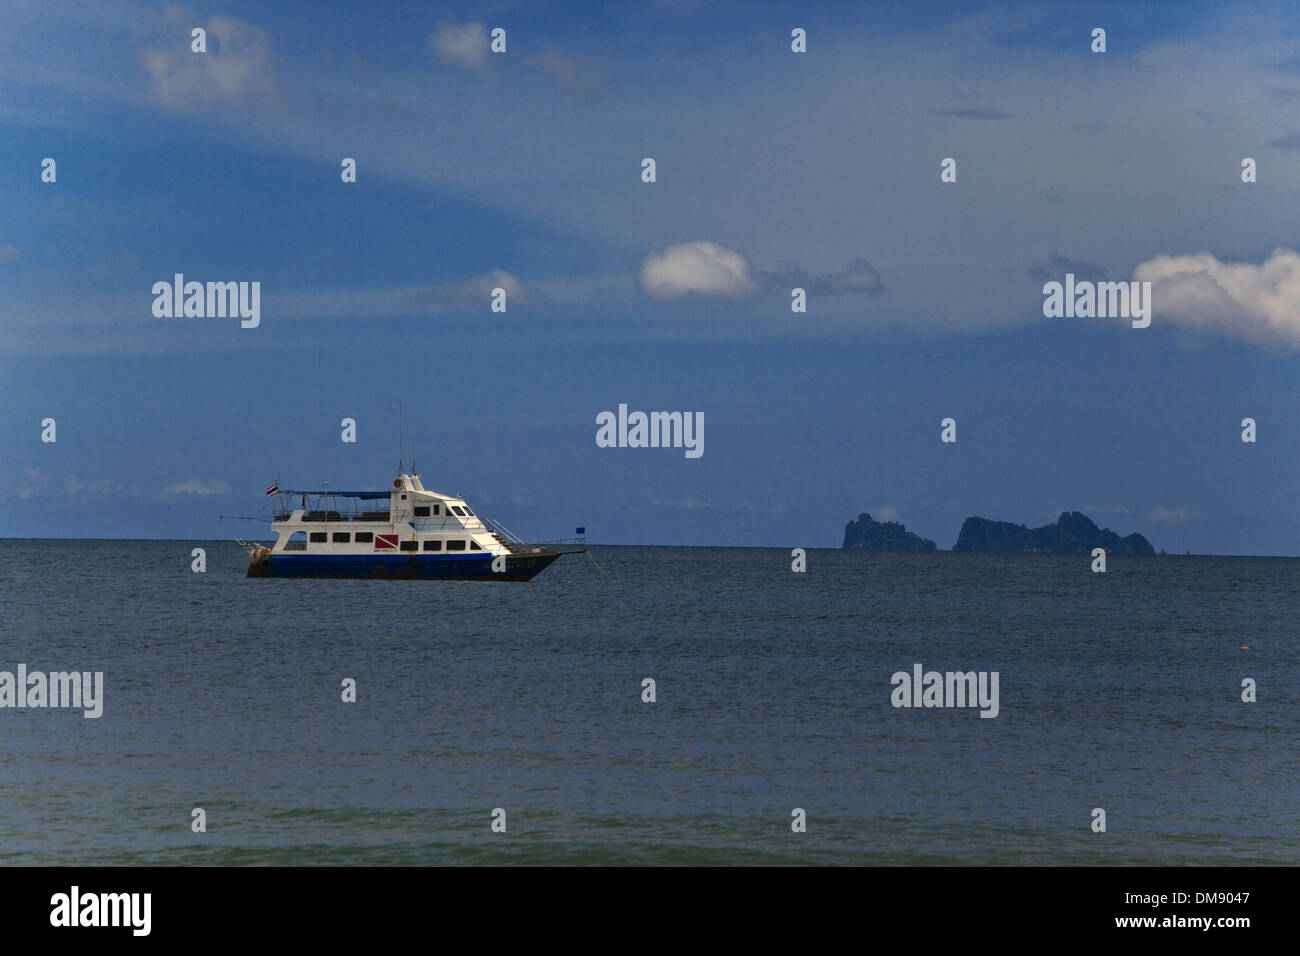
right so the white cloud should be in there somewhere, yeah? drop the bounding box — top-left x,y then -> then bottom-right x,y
649,497 -> 715,511
1133,248 -> 1300,347
638,241 -> 756,301
757,257 -> 884,297
64,475 -> 125,496
410,268 -> 529,309
1143,506 -> 1192,524
637,243 -> 883,303
13,467 -> 44,500
160,478 -> 230,499
428,22 -> 489,73
142,12 -> 276,109
525,49 -> 607,97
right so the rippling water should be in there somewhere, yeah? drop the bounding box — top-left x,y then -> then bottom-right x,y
0,540 -> 1295,864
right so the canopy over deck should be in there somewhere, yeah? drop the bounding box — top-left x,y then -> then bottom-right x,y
278,490 -> 391,499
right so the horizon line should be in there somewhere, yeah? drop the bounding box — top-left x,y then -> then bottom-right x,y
0,536 -> 1295,559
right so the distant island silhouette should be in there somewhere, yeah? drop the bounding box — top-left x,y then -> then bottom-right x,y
842,514 -> 937,551
954,512 -> 1154,554
843,511 -> 1155,554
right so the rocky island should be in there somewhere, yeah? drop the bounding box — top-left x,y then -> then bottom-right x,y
842,513 -> 938,551
840,510 -> 1155,554
953,511 -> 1154,554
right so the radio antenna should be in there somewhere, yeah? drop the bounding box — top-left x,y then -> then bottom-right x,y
398,400 -> 404,475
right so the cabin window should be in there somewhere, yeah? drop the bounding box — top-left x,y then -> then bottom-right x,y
451,506 -> 465,516
309,532 -> 328,543
414,506 -> 430,517
470,540 -> 482,550
400,540 -> 418,552
433,504 -> 441,515
446,539 -> 466,551
355,531 -> 373,543
332,532 -> 350,543
463,507 -> 475,516
423,539 -> 442,551
284,532 -> 307,551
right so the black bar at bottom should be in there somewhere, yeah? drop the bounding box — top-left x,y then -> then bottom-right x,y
0,865 -> 1283,942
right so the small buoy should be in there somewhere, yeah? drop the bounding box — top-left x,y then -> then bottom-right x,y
1241,646 -> 1249,650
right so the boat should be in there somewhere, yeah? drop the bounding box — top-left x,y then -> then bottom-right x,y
239,473 -> 585,580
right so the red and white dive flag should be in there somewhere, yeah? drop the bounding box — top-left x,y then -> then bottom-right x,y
374,535 -> 399,550
265,480 -> 279,496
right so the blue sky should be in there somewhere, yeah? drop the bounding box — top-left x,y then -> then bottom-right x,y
2,0 -> 1299,552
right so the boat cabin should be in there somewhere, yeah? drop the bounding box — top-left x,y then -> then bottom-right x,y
269,474 -> 509,556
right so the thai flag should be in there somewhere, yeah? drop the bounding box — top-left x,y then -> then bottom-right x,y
265,480 -> 279,496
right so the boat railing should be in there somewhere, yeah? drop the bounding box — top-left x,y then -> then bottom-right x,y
481,515 -> 526,545
480,516 -> 586,554
273,507 -> 392,523
510,536 -> 587,555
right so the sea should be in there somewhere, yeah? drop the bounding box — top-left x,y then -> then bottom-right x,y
0,541 -> 1295,865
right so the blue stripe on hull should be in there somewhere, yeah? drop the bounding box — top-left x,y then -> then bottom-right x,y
248,551 -> 559,581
